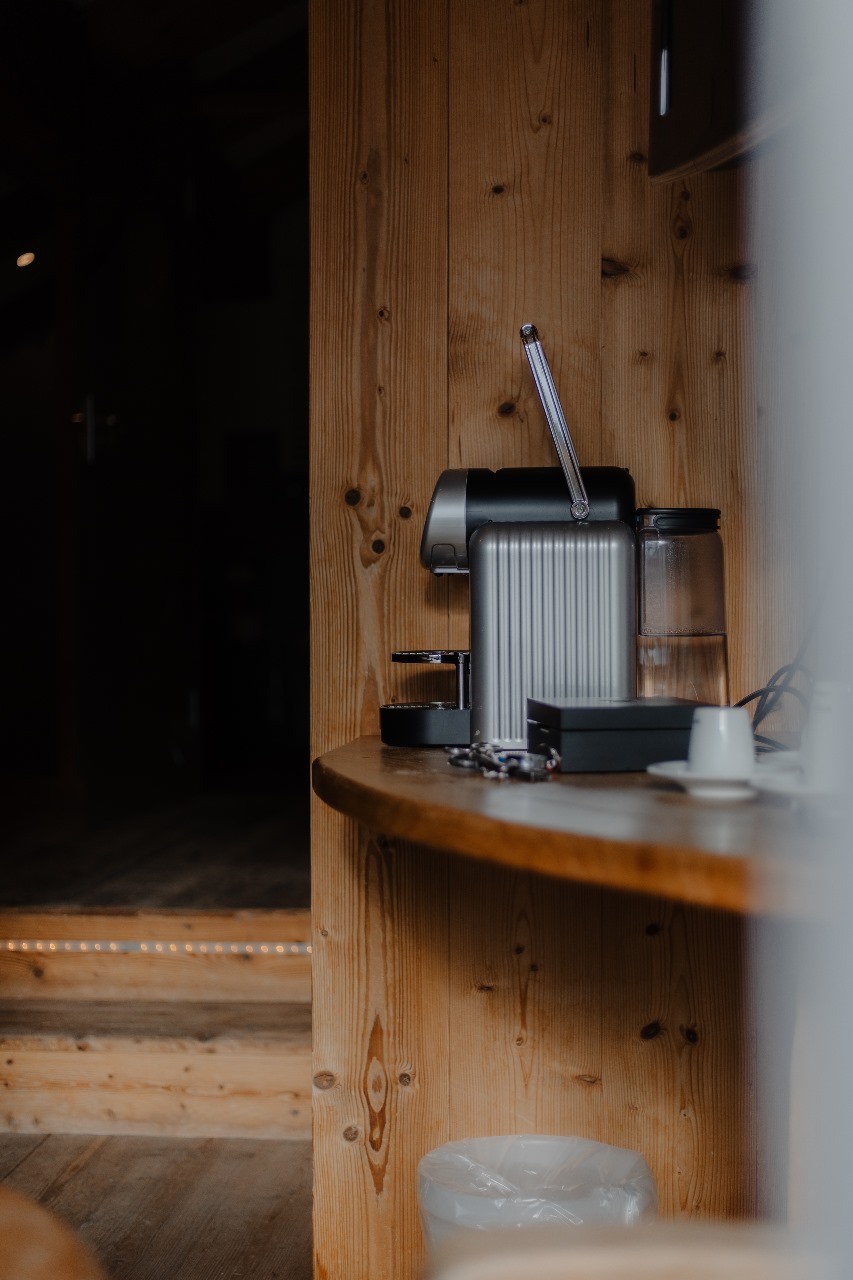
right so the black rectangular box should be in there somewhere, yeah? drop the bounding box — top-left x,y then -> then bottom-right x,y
527,696 -> 703,772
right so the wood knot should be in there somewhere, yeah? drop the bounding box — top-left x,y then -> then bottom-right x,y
476,982 -> 494,993
645,922 -> 661,936
574,1073 -> 601,1087
343,1125 -> 360,1142
398,1073 -> 412,1086
313,1071 -> 337,1091
371,539 -> 385,554
497,401 -> 516,417
31,967 -> 44,979
398,506 -> 412,519
681,1025 -> 699,1045
601,257 -> 632,278
628,150 -> 647,164
344,489 -> 361,506
726,263 -> 756,282
640,1021 -> 663,1040
491,184 -> 506,195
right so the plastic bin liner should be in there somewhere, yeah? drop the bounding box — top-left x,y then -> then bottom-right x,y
418,1134 -> 658,1250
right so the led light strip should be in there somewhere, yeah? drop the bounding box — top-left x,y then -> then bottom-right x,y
0,939 -> 312,956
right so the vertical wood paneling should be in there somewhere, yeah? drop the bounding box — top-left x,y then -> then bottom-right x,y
311,824 -> 450,1280
447,869 -> 605,1141
448,2 -> 603,474
310,3 -> 452,1275
311,1 -> 763,1276
310,0 -> 451,742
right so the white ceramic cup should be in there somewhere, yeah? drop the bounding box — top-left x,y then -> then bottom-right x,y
687,706 -> 755,779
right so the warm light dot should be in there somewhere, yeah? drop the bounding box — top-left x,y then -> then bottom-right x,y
64,942 -> 72,950
94,943 -> 102,951
169,944 -> 177,952
6,942 -> 13,950
276,945 -> 284,954
261,945 -> 269,953
16,252 -> 35,268
307,945 -> 313,954
199,944 -> 208,953
185,943 -> 193,952
155,943 -> 164,952
246,945 -> 254,953
141,943 -> 149,952
215,944 -> 223,953
230,944 -> 238,953
80,943 -> 88,951
22,942 -> 29,951
49,943 -> 56,951
109,943 -> 118,951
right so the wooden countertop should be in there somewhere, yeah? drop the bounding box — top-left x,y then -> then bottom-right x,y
312,737 -> 820,916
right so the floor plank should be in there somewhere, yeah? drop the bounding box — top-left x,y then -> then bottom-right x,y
0,1134 -> 312,1280
0,793 -> 310,911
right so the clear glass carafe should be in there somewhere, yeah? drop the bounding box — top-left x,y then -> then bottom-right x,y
637,508 -> 729,705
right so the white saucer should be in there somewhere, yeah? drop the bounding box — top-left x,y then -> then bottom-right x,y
647,760 -> 756,801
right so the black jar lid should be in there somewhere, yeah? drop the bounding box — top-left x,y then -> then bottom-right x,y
636,507 -> 720,531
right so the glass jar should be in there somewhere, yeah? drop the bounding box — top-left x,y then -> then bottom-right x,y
636,508 -> 729,705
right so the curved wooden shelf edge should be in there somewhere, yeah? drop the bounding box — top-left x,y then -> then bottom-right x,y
312,738 -> 800,916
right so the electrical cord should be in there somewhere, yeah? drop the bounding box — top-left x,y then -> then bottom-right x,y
734,646 -> 814,752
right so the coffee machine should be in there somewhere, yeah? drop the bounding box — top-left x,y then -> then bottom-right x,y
380,325 -> 640,748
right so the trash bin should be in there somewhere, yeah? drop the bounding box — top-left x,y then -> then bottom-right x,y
417,1134 -> 658,1251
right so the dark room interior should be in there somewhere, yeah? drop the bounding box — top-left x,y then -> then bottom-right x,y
1,0 -> 310,908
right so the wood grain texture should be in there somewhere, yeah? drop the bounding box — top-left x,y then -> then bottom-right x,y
313,738 -> 811,916
0,908 -> 311,941
310,1 -> 770,1276
0,1134 -> 312,1280
0,1001 -> 311,1140
0,950 -> 311,1004
311,816 -> 451,1280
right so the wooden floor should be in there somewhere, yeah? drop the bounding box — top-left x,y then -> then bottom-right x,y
0,790 -> 313,1278
0,790 -> 310,910
0,1133 -> 312,1280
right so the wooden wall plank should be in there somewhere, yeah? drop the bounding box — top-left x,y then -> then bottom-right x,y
0,1049 -> 311,1141
0,952 -> 311,1004
448,2 -> 603,474
309,0 -> 451,740
311,824 -> 450,1280
0,908 -> 311,943
310,0 -> 451,1271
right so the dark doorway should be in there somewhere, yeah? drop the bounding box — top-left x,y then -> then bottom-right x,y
1,0 -> 309,904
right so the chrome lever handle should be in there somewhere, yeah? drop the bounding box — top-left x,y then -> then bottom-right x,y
520,324 -> 590,520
